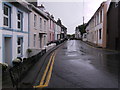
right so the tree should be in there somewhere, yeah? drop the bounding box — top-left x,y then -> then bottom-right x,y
77,24 -> 86,37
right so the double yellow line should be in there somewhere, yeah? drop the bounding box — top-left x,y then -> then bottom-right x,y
33,52 -> 56,88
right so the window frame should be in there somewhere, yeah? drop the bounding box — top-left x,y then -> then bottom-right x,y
100,10 -> 103,23
17,37 -> 23,57
17,11 -> 23,30
34,14 -> 37,28
99,29 -> 102,40
44,20 -> 46,30
33,34 -> 36,47
3,4 -> 11,28
40,18 -> 42,30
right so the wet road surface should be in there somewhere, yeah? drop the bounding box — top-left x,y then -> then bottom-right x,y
48,40 -> 119,88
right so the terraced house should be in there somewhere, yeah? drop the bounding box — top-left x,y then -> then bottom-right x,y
86,2 -> 107,48
47,14 -> 55,43
27,3 -> 49,57
0,0 -> 67,65
0,1 -> 30,65
54,21 -> 61,41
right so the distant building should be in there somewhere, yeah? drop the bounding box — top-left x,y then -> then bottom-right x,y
57,18 -> 67,40
75,27 -> 81,39
0,2 -> 30,65
82,33 -> 87,41
54,21 -> 61,41
47,14 -> 55,43
107,1 -> 120,50
61,25 -> 67,40
86,2 -> 107,48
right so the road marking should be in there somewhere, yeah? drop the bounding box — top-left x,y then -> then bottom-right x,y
33,52 -> 56,88
44,52 -> 56,85
39,52 -> 55,85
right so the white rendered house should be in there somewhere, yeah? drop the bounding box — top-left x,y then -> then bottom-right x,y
54,22 -> 61,41
0,2 -> 30,65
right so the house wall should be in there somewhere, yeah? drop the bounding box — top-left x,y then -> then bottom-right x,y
0,3 -> 3,63
54,23 -> 57,41
47,18 -> 55,42
75,28 -> 81,39
86,2 -> 107,48
57,25 -> 61,40
29,9 -> 48,50
0,2 -> 29,65
54,23 -> 61,41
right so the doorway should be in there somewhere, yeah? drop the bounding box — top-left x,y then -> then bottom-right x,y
3,36 -> 12,65
39,34 -> 42,48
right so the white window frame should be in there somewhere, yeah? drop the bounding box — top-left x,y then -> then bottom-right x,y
3,4 -> 11,28
34,14 -> 37,28
40,18 -> 42,30
100,10 -> 103,23
17,11 -> 23,30
17,37 -> 23,57
44,20 -> 46,31
34,34 -> 36,47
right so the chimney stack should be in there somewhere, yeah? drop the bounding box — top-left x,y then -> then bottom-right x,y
37,4 -> 45,11
26,0 -> 38,7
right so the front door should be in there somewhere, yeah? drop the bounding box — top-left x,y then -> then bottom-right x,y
4,37 -> 12,65
39,34 -> 42,48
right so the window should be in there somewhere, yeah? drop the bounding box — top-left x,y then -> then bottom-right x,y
17,37 -> 23,56
50,33 -> 51,41
34,14 -> 37,28
99,29 -> 102,39
40,18 -> 42,29
44,35 -> 46,45
3,4 -> 11,27
50,20 -> 51,29
34,34 -> 36,47
97,13 -> 99,25
100,10 -> 102,23
44,20 -> 46,30
94,17 -> 96,26
96,15 -> 97,26
17,11 -> 23,30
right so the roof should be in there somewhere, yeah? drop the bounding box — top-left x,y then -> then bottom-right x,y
10,0 -> 31,12
28,3 -> 49,20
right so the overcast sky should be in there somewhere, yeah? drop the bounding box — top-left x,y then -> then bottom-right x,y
38,0 -> 106,34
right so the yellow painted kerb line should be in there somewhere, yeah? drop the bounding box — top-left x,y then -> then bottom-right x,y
33,52 -> 56,88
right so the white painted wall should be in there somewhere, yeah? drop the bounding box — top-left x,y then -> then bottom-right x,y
0,31 -> 2,63
29,9 -> 48,50
95,23 -> 103,45
0,2 -> 29,65
54,23 -> 61,41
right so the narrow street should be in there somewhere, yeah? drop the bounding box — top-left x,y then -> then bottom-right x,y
1,1 -> 120,89
46,40 -> 119,88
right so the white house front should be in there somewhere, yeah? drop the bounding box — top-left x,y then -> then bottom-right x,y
0,2 -> 30,65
